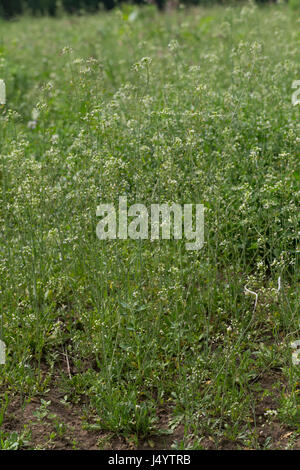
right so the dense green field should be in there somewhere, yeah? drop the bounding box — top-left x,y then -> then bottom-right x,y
0,3 -> 299,450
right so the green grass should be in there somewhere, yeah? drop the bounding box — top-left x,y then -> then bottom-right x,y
0,3 -> 299,450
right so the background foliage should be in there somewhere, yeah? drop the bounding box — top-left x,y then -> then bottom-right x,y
0,0 -> 281,18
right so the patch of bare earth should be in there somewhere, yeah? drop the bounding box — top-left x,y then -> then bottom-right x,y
252,371 -> 300,450
1,386 -> 184,450
1,368 -> 299,450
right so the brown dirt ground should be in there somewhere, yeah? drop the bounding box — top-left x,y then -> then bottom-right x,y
1,368 -> 299,450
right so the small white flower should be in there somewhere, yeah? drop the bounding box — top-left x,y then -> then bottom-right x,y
168,40 -> 179,52
32,108 -> 39,120
51,134 -> 59,143
27,120 -> 37,129
264,409 -> 278,418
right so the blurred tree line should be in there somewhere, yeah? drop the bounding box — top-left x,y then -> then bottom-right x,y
0,0 -> 279,18
0,0 -> 109,16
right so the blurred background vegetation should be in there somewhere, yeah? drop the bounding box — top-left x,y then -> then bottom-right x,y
0,0 -> 285,18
